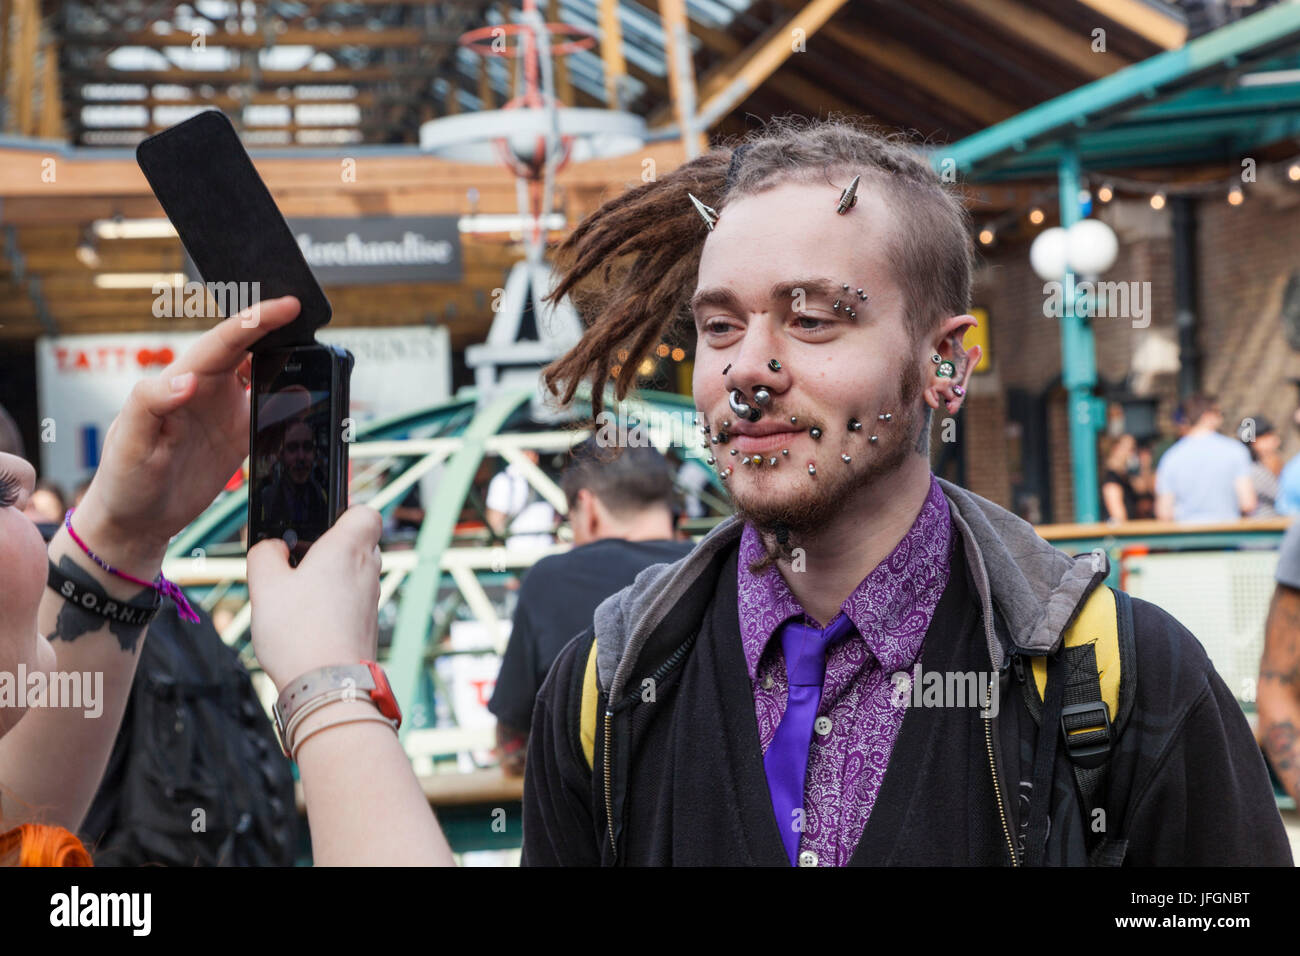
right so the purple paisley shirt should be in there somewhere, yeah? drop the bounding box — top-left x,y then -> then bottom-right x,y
737,473 -> 953,866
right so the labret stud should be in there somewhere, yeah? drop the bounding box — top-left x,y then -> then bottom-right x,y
809,427 -> 822,440
808,463 -> 816,476
848,418 -> 862,431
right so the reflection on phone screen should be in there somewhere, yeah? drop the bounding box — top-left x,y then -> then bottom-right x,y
253,376 -> 331,561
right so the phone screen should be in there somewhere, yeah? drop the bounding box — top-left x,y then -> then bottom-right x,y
250,347 -> 339,562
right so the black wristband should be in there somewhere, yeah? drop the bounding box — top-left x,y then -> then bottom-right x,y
47,560 -> 162,627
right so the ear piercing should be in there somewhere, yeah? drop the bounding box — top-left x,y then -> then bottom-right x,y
936,361 -> 955,378
953,385 -> 966,397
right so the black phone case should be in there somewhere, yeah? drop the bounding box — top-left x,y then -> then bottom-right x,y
135,110 -> 331,352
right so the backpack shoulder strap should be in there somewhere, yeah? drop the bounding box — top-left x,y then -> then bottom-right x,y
580,636 -> 600,771
1026,584 -> 1136,864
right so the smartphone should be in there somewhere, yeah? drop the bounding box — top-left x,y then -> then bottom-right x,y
249,344 -> 354,565
135,109 -> 332,351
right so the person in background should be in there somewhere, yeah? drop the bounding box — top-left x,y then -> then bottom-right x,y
488,438 -> 694,776
1130,443 -> 1156,519
1241,414 -> 1283,517
1272,406 -> 1300,516
1155,394 -> 1256,522
22,478 -> 66,526
1099,433 -> 1140,523
485,449 -> 557,552
1260,517 -> 1300,804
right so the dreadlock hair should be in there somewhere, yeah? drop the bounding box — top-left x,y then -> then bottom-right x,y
540,112 -> 974,421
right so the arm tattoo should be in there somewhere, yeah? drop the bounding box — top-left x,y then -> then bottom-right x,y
50,555 -> 153,653
1262,720 -> 1300,802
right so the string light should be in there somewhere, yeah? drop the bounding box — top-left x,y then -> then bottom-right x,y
1227,185 -> 1244,206
670,347 -> 685,361
1028,207 -> 1045,225
1097,183 -> 1114,203
978,227 -> 995,245
1150,192 -> 1166,210
656,343 -> 669,357
1289,164 -> 1300,182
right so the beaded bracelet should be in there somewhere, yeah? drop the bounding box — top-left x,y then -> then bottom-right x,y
63,508 -> 200,624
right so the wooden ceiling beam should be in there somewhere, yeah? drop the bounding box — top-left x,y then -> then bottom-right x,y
1072,0 -> 1187,50
942,0 -> 1126,81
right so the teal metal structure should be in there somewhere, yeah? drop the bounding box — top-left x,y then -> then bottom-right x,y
935,2 -> 1300,522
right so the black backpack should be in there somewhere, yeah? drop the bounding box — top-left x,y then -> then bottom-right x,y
80,602 -> 298,866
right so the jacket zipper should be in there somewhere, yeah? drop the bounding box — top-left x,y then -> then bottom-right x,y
984,680 -> 1018,866
603,708 -> 616,861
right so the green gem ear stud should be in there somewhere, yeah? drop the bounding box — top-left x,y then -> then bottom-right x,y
937,361 -> 956,379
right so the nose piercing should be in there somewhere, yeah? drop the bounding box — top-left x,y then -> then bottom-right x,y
768,358 -> 781,372
753,387 -> 772,407
729,388 -> 761,422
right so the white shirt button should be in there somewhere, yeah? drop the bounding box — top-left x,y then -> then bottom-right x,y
814,715 -> 833,736
762,674 -> 774,690
798,850 -> 819,867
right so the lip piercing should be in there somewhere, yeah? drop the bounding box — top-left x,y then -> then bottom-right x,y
782,449 -> 789,456
790,416 -> 797,425
720,468 -> 732,479
751,455 -> 763,465
730,448 -> 738,456
768,457 -> 777,466
842,454 -> 852,463
809,427 -> 822,440
768,359 -> 781,372
808,463 -> 816,475
878,412 -> 892,421
870,435 -> 878,443
849,418 -> 862,431
707,456 -> 716,465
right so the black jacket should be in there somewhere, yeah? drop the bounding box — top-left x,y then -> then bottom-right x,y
521,478 -> 1294,866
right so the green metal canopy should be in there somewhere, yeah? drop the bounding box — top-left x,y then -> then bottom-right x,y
933,2 -> 1300,524
940,2 -> 1300,181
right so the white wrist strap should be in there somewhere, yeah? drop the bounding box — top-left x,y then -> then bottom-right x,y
291,711 -> 398,763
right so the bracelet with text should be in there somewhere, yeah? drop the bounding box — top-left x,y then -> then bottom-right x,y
63,508 -> 199,623
47,560 -> 162,626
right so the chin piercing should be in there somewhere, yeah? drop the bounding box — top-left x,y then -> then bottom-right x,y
869,435 -> 878,443
809,427 -> 822,440
808,463 -> 816,476
878,412 -> 892,421
768,457 -> 777,466
768,359 -> 781,372
751,455 -> 763,466
836,175 -> 860,214
730,448 -> 738,456
782,448 -> 789,456
720,467 -> 732,479
842,454 -> 852,463
849,418 -> 862,431
707,456 -> 716,465
753,387 -> 772,407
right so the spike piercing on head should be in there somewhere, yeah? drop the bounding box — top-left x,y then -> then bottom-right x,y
837,175 -> 861,214
688,192 -> 718,231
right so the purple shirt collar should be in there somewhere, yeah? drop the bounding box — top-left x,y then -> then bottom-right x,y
737,473 -> 952,679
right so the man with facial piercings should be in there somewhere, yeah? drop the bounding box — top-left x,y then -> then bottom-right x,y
520,117 -> 1291,867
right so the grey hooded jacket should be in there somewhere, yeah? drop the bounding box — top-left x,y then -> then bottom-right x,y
521,477 -> 1294,865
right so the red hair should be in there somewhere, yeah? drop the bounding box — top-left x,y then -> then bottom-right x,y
0,824 -> 93,867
